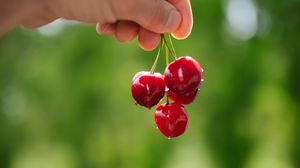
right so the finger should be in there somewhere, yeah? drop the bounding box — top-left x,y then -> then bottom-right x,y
113,0 -> 181,34
138,28 -> 161,51
21,15 -> 58,29
115,21 -> 139,42
96,23 -> 116,35
168,0 -> 193,39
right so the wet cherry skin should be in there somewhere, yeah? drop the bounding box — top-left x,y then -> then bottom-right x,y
164,56 -> 202,95
131,71 -> 165,108
154,103 -> 188,138
168,89 -> 198,105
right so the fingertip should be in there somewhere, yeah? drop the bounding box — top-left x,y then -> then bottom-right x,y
96,23 -> 101,34
96,23 -> 116,35
115,21 -> 139,42
168,0 -> 193,39
172,19 -> 193,39
138,28 -> 160,51
116,33 -> 138,43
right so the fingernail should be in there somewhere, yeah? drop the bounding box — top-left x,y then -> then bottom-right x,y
165,10 -> 181,32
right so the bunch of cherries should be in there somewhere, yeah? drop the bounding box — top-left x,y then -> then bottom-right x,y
131,34 -> 203,138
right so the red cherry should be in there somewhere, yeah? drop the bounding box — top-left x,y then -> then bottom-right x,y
131,71 -> 165,108
164,56 -> 203,95
154,103 -> 188,138
132,71 -> 148,82
168,89 -> 198,105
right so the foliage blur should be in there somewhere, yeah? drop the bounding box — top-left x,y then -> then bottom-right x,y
0,0 -> 299,168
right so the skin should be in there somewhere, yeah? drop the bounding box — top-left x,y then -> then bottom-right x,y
0,0 -> 193,50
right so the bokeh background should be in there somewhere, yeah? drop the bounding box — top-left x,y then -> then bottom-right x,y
0,0 -> 299,167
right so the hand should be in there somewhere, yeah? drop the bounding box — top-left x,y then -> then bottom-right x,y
2,0 -> 193,50
94,0 -> 193,50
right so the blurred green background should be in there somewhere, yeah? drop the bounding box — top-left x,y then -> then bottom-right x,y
0,0 -> 299,168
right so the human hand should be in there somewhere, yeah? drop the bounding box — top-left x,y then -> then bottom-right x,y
94,0 -> 193,50
20,0 -> 193,50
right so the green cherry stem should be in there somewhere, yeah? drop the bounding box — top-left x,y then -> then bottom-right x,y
165,38 -> 170,104
164,35 -> 170,104
167,34 -> 177,58
165,39 -> 169,65
162,34 -> 177,60
150,39 -> 164,74
166,91 -> 169,104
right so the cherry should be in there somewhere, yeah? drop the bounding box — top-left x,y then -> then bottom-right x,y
154,103 -> 188,138
164,56 -> 203,95
132,71 -> 147,82
168,89 -> 198,105
131,71 -> 165,108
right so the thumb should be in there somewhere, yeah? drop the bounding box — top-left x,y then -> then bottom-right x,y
114,0 -> 181,33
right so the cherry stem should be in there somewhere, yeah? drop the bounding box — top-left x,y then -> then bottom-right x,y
150,39 -> 164,74
166,34 -> 177,58
165,39 -> 169,104
165,38 -> 169,65
163,34 -> 171,104
162,37 -> 175,59
166,93 -> 169,104
162,34 -> 177,60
